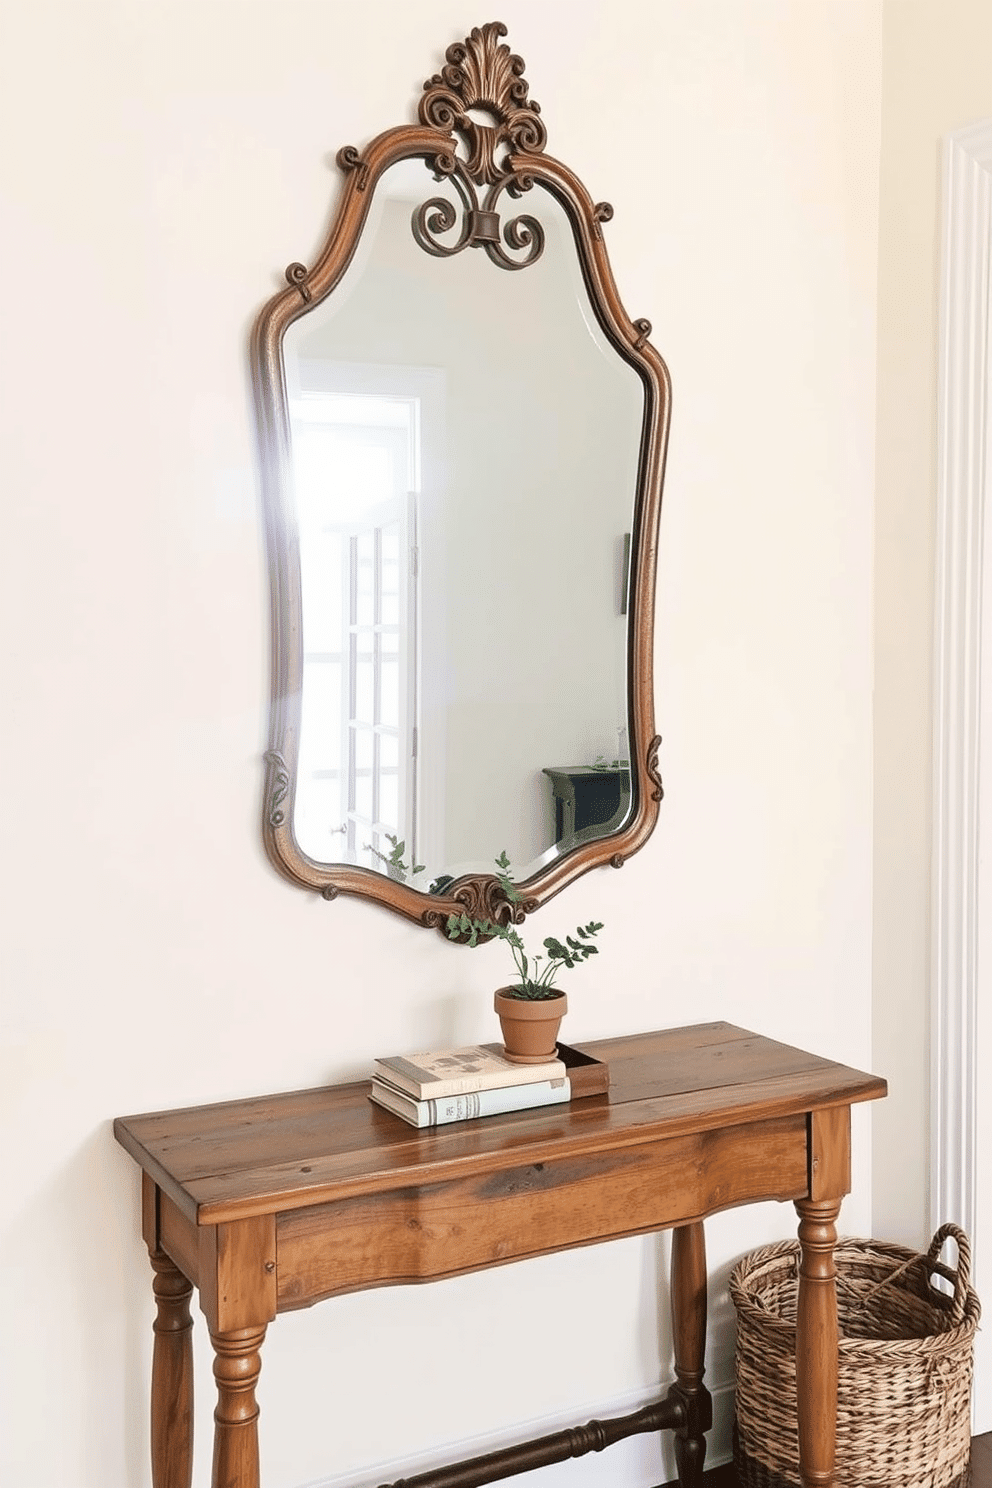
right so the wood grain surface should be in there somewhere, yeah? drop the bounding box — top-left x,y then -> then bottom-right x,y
115,1023 -> 886,1229
275,1115 -> 807,1305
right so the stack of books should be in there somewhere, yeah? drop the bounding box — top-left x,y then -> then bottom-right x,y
369,1043 -> 570,1128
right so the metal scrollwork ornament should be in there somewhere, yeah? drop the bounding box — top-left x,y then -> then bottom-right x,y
412,22 -> 549,270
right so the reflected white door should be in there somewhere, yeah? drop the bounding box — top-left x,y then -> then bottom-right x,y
341,489 -> 417,872
292,407 -> 419,873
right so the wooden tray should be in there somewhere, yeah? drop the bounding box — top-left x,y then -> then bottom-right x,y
557,1043 -> 610,1098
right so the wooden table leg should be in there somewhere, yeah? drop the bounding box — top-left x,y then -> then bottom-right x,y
667,1220 -> 713,1488
149,1250 -> 194,1488
211,1325 -> 267,1488
794,1198 -> 841,1488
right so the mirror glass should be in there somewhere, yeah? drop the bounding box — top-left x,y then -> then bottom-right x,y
283,158 -> 644,890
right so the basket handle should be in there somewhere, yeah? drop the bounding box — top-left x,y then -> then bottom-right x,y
926,1223 -> 971,1324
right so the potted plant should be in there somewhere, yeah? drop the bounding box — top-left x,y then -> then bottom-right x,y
446,853 -> 604,1063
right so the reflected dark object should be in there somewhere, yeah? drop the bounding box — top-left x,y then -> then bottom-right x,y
543,766 -> 632,847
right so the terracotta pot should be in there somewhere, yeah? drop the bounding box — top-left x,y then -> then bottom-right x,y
494,987 -> 567,1065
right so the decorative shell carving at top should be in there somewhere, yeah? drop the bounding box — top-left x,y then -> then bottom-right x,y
419,21 -> 548,186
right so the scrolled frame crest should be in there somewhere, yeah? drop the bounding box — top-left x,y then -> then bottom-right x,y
251,21 -> 672,932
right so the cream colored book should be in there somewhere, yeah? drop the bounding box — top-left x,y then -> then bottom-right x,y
369,1076 -> 571,1128
371,1042 -> 565,1099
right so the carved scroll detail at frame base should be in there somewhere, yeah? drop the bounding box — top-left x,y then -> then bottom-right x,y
423,876 -> 539,937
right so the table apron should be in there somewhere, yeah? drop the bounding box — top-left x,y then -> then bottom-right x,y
275,1113 -> 809,1308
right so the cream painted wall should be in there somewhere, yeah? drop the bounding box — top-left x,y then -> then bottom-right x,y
873,0 -> 992,1248
0,3 -> 881,1485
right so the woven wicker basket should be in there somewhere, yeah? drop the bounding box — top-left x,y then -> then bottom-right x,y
730,1224 -> 981,1488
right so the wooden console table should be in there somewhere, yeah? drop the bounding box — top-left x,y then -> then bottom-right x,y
114,1022 -> 886,1488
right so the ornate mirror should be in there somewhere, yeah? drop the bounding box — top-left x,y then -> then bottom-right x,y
252,22 -> 671,931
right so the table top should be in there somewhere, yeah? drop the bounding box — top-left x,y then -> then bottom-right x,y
114,1022 -> 886,1229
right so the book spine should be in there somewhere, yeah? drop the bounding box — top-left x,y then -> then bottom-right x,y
426,1079 -> 570,1124
371,1078 -> 571,1126
372,1059 -> 565,1099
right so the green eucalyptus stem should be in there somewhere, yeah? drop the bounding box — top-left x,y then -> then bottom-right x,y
446,852 -> 603,1000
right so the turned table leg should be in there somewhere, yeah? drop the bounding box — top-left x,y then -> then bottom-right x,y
149,1250 -> 194,1488
667,1220 -> 713,1488
794,1198 -> 841,1488
211,1325 -> 267,1488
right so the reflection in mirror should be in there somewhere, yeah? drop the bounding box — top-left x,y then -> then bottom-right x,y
285,161 -> 643,888
254,22 -> 671,929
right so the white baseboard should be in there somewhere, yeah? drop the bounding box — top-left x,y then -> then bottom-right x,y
299,1378 -> 735,1488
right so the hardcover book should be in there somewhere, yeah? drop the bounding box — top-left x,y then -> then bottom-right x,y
369,1076 -> 571,1128
372,1042 -> 566,1099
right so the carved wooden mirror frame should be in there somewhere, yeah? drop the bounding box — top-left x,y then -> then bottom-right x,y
252,21 -> 671,932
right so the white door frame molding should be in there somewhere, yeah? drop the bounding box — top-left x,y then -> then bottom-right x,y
931,122 -> 992,1425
